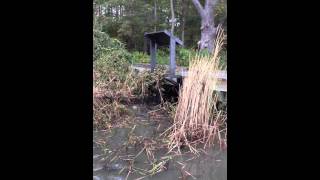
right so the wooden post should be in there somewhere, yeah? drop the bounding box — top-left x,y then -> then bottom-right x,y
143,36 -> 148,53
169,35 -> 176,78
150,40 -> 157,72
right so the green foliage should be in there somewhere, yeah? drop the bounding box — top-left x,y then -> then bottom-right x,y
156,49 -> 170,65
93,30 -> 109,61
219,50 -> 227,69
215,0 -> 227,23
176,48 -> 197,67
131,49 -> 170,65
94,0 -> 208,50
131,48 -> 201,67
93,30 -> 128,61
131,51 -> 149,64
93,30 -> 131,81
94,0 -> 227,51
94,48 -> 131,82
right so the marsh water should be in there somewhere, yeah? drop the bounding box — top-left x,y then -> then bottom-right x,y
93,103 -> 227,180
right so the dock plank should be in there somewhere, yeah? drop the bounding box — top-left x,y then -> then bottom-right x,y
132,64 -> 227,92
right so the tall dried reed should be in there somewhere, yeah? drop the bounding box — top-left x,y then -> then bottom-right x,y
168,26 -> 227,154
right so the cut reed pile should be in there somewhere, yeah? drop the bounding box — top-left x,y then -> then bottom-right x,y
168,27 -> 227,154
93,65 -> 168,130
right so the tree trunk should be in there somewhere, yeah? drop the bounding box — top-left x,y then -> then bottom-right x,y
200,12 -> 216,52
93,2 -> 96,18
98,5 -> 101,17
191,0 -> 218,53
143,37 -> 148,53
116,6 -> 119,19
170,0 -> 175,34
181,0 -> 186,43
154,0 -> 157,31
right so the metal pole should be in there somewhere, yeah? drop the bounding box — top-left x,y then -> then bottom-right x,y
169,35 -> 176,78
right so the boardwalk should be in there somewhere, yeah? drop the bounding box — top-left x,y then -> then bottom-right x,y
132,64 -> 227,92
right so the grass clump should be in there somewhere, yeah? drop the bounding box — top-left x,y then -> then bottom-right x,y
168,27 -> 227,154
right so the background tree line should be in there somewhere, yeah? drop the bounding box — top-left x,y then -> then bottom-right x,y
93,0 -> 227,52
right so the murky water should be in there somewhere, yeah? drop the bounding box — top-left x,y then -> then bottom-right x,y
93,104 -> 227,180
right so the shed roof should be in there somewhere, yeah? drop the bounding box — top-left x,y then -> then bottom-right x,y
144,30 -> 183,46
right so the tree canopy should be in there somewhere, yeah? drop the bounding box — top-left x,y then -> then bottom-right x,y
93,0 -> 227,52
